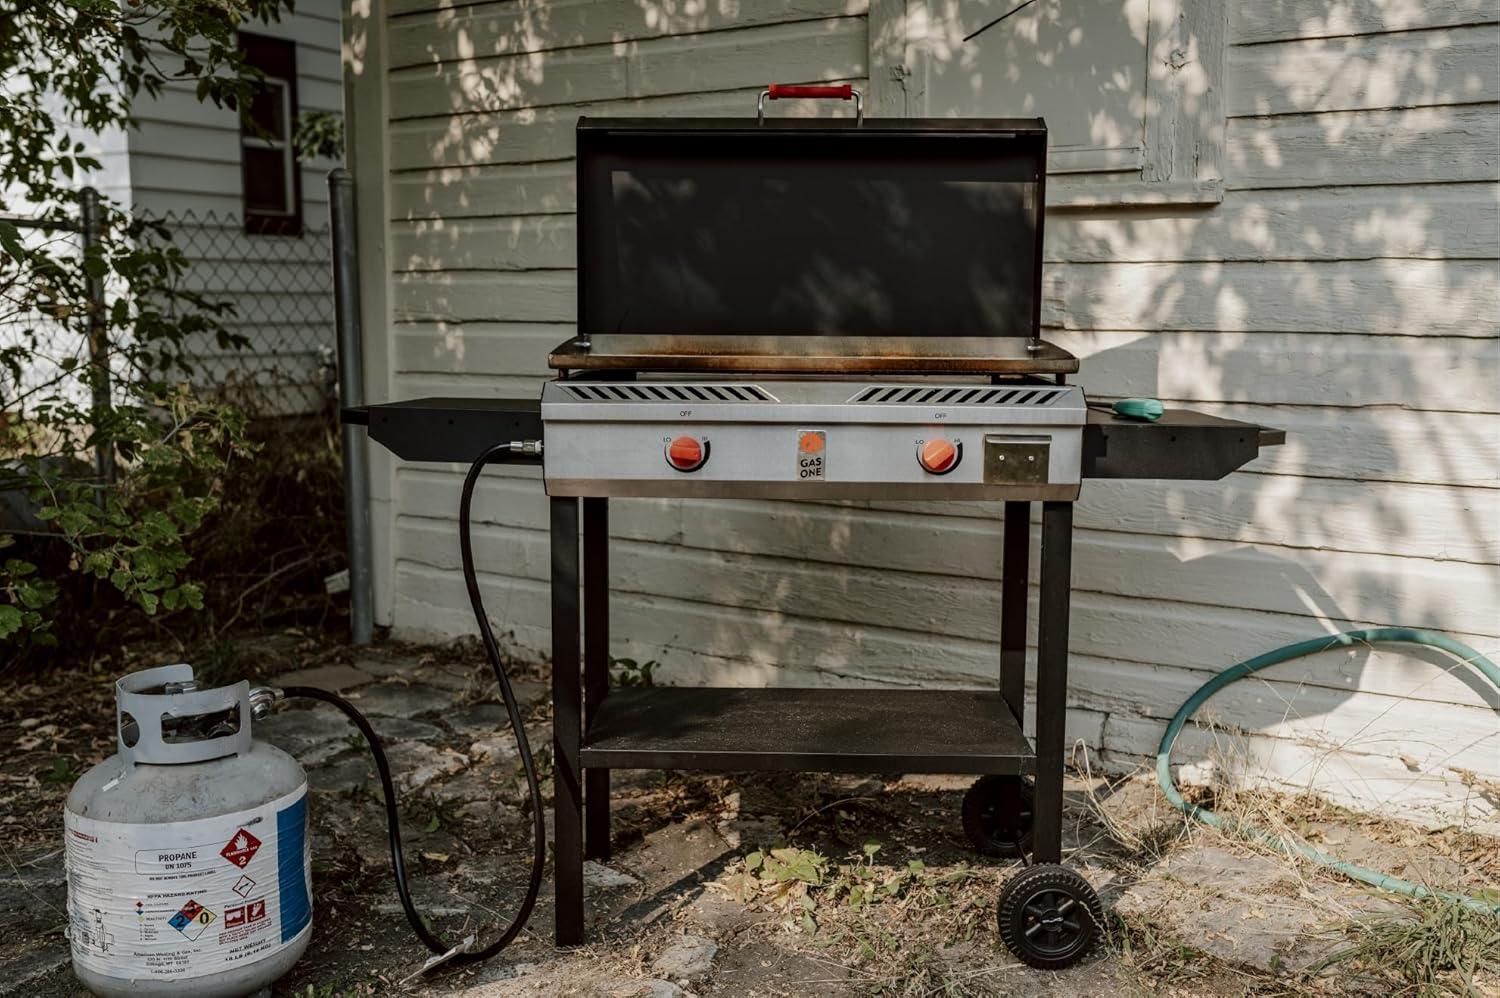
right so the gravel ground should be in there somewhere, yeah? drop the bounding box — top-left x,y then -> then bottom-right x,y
3,632 -> 1496,997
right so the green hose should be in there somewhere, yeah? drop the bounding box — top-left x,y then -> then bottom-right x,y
1156,627 -> 1500,914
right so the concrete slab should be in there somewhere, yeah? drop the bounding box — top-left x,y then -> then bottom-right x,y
385,741 -> 469,791
345,682 -> 452,719
256,707 -> 344,756
652,934 -> 718,982
586,861 -> 641,890
352,653 -> 426,679
307,755 -> 376,793
1115,843 -> 1388,972
273,663 -> 374,692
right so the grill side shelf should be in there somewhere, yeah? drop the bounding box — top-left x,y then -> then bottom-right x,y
348,397 -> 1283,480
1082,408 -> 1283,481
352,397 -> 544,464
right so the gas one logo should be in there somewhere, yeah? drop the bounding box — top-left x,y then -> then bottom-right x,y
797,430 -> 826,480
219,829 -> 262,868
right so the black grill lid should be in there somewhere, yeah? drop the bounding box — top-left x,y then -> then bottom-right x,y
576,117 -> 1048,347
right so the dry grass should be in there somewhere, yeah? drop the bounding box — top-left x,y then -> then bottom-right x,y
8,632 -> 1498,997
1074,741 -> 1193,863
1087,711 -> 1500,998
707,841 -> 1005,995
1313,894 -> 1500,996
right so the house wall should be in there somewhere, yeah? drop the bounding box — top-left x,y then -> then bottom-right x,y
368,1 -> 1500,827
128,3 -> 345,220
129,0 -> 346,413
3,8 -> 345,415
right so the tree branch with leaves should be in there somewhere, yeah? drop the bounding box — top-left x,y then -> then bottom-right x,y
0,0 -> 296,647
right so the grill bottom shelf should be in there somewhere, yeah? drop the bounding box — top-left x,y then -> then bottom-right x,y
580,687 -> 1033,775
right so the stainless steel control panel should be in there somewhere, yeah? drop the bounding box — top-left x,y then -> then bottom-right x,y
540,380 -> 1086,500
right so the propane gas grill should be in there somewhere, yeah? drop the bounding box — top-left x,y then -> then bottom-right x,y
348,88 -> 1283,968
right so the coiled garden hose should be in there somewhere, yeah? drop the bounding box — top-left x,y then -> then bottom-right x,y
1156,628 -> 1500,914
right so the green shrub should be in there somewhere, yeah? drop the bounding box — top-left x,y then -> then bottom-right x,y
1,0 -> 296,652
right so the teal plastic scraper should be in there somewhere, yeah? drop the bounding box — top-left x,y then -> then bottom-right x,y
1112,398 -> 1164,422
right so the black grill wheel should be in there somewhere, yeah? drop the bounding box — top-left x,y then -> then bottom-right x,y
997,864 -> 1105,970
960,775 -> 1035,858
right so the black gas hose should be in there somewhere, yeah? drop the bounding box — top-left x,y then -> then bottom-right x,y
279,439 -> 547,966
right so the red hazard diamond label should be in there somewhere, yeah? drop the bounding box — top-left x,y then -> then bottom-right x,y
219,829 -> 262,868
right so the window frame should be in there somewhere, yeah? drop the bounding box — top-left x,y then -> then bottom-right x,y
237,32 -> 304,236
868,0 -> 1226,209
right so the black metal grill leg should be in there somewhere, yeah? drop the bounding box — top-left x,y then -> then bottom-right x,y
550,497 -> 584,945
1031,501 -> 1073,865
583,498 -> 611,862
1001,501 -> 1029,723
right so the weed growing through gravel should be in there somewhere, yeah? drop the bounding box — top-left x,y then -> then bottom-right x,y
1106,910 -> 1223,995
1313,894 -> 1500,996
712,841 -> 1002,992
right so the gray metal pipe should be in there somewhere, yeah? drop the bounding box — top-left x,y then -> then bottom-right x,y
329,168 -> 373,645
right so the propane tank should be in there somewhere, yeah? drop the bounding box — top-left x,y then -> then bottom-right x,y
64,665 -> 311,997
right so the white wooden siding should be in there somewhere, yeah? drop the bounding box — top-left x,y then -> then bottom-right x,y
121,0 -> 344,414
127,3 -> 344,221
371,1 -> 1500,829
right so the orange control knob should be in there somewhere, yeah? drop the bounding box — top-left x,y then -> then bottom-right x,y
666,435 -> 708,472
918,438 -> 960,475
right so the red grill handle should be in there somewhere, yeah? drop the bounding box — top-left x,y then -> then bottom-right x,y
757,83 -> 863,122
766,83 -> 854,101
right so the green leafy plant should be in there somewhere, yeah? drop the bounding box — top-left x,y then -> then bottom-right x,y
717,841 -> 984,940
0,552 -> 56,640
1,0 -> 294,649
43,756 -> 78,784
611,656 -> 659,687
294,109 -> 345,162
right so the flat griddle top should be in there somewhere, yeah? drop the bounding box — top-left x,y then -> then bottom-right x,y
548,335 -> 1079,376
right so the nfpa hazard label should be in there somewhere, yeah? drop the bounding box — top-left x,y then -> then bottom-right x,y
219,829 -> 262,868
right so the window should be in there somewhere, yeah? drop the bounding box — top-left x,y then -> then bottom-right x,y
869,0 -> 1225,208
238,33 -> 302,235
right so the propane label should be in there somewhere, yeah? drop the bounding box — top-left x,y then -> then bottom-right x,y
64,785 -> 310,981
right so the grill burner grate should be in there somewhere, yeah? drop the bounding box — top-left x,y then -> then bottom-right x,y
561,383 -> 777,403
558,382 -> 1066,407
849,385 -> 1065,406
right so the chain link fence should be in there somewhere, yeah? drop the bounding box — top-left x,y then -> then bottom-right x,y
2,199 -> 338,424
0,202 -> 86,390
0,192 -> 116,483
2,187 -> 355,640
146,209 -> 337,416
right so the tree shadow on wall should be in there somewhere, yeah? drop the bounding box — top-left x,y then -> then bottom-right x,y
367,0 -> 1500,821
